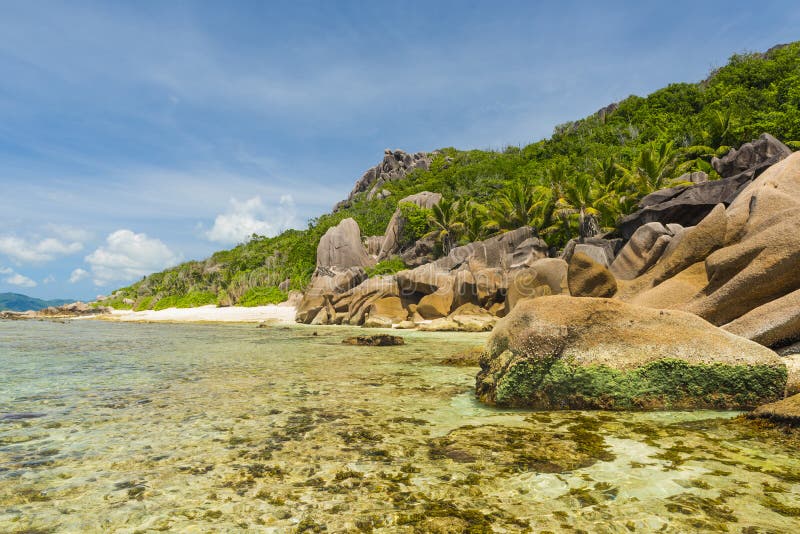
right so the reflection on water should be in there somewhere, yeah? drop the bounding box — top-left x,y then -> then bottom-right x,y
0,320 -> 798,532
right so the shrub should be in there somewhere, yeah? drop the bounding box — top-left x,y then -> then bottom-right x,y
153,291 -> 217,310
237,286 -> 288,307
366,257 -> 407,277
398,202 -> 432,247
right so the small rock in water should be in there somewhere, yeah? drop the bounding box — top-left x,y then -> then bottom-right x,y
342,334 -> 404,346
1,412 -> 46,421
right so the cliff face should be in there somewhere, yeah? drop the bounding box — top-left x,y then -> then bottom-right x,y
333,149 -> 432,211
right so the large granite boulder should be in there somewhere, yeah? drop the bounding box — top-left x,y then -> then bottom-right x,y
751,394 -> 800,425
561,237 -> 622,265
567,252 -> 617,298
400,234 -> 437,267
447,303 -> 497,332
396,226 -> 536,303
712,133 -> 792,178
316,218 -> 374,270
616,134 -> 793,240
378,191 -> 442,260
363,296 -> 408,328
334,149 -> 432,212
295,268 -> 367,324
722,288 -> 800,348
505,237 -> 548,269
475,296 -> 787,410
610,222 -> 674,280
616,204 -> 727,301
340,275 -> 400,326
450,226 -> 535,269
505,258 -> 568,312
686,153 -> 800,327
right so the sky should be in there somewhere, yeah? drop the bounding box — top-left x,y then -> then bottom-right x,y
1,1 -> 798,300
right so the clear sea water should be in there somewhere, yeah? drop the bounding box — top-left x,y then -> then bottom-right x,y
0,319 -> 798,533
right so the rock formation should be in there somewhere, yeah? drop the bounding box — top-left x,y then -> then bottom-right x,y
616,134 -> 793,239
334,149 -> 432,211
476,296 -> 786,410
316,218 -> 374,270
378,191 -> 441,260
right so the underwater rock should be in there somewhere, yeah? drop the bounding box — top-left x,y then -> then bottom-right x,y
476,295 -> 787,410
342,334 -> 405,346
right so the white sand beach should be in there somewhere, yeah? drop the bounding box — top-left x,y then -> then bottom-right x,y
100,304 -> 297,324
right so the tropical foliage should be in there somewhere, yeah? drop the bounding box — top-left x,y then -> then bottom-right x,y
108,43 -> 800,310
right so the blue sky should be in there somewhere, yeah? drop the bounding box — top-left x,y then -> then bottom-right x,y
1,1 -> 798,300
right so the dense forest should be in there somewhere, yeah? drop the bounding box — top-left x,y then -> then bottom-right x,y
103,42 -> 800,311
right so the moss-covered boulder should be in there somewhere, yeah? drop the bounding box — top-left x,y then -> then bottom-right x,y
475,295 -> 787,410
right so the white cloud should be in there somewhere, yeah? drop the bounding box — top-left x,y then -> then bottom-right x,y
44,224 -> 93,243
42,274 -> 55,284
85,229 -> 180,286
205,195 -> 295,245
0,234 -> 84,263
69,268 -> 89,283
0,266 -> 11,274
5,272 -> 37,288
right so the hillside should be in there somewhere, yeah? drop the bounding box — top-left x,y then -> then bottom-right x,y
0,293 -> 73,312
104,42 -> 800,311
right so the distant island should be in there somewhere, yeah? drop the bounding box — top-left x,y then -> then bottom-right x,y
0,292 -> 74,312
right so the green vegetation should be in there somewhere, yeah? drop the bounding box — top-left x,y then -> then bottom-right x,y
494,358 -> 788,410
152,291 -> 217,310
238,286 -> 288,307
109,43 -> 800,309
365,257 -> 407,277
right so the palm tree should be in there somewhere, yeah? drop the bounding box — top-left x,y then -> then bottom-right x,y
428,197 -> 465,255
485,179 -> 538,232
458,198 -> 490,243
619,140 -> 679,194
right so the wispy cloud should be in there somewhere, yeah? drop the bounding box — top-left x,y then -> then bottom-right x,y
0,235 -> 83,263
69,268 -> 89,284
4,272 -> 37,288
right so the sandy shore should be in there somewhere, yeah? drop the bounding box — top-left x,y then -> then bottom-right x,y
98,304 -> 297,324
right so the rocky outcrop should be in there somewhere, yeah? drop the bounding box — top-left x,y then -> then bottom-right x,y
295,268 -> 367,324
378,192 -> 442,260
316,218 -> 374,270
616,134 -> 793,240
561,237 -> 622,265
342,334 -> 404,346
334,149 -> 432,211
505,237 -> 548,269
476,296 -> 786,410
505,259 -> 568,312
1,301 -> 110,319
616,204 -> 728,301
711,133 -> 792,178
400,234 -> 437,267
568,252 -> 617,298
610,222 -> 675,280
751,394 -> 800,425
685,152 -> 800,328
446,303 -> 497,331
363,297 -> 408,328
722,289 -> 800,348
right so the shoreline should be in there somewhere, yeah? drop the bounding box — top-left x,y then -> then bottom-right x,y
93,304 -> 297,324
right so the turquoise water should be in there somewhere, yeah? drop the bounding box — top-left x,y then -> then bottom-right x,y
0,320 -> 798,533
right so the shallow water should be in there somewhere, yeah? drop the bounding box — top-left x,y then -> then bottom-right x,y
0,320 -> 798,533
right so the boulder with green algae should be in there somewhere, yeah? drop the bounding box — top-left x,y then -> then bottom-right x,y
476,295 -> 787,410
